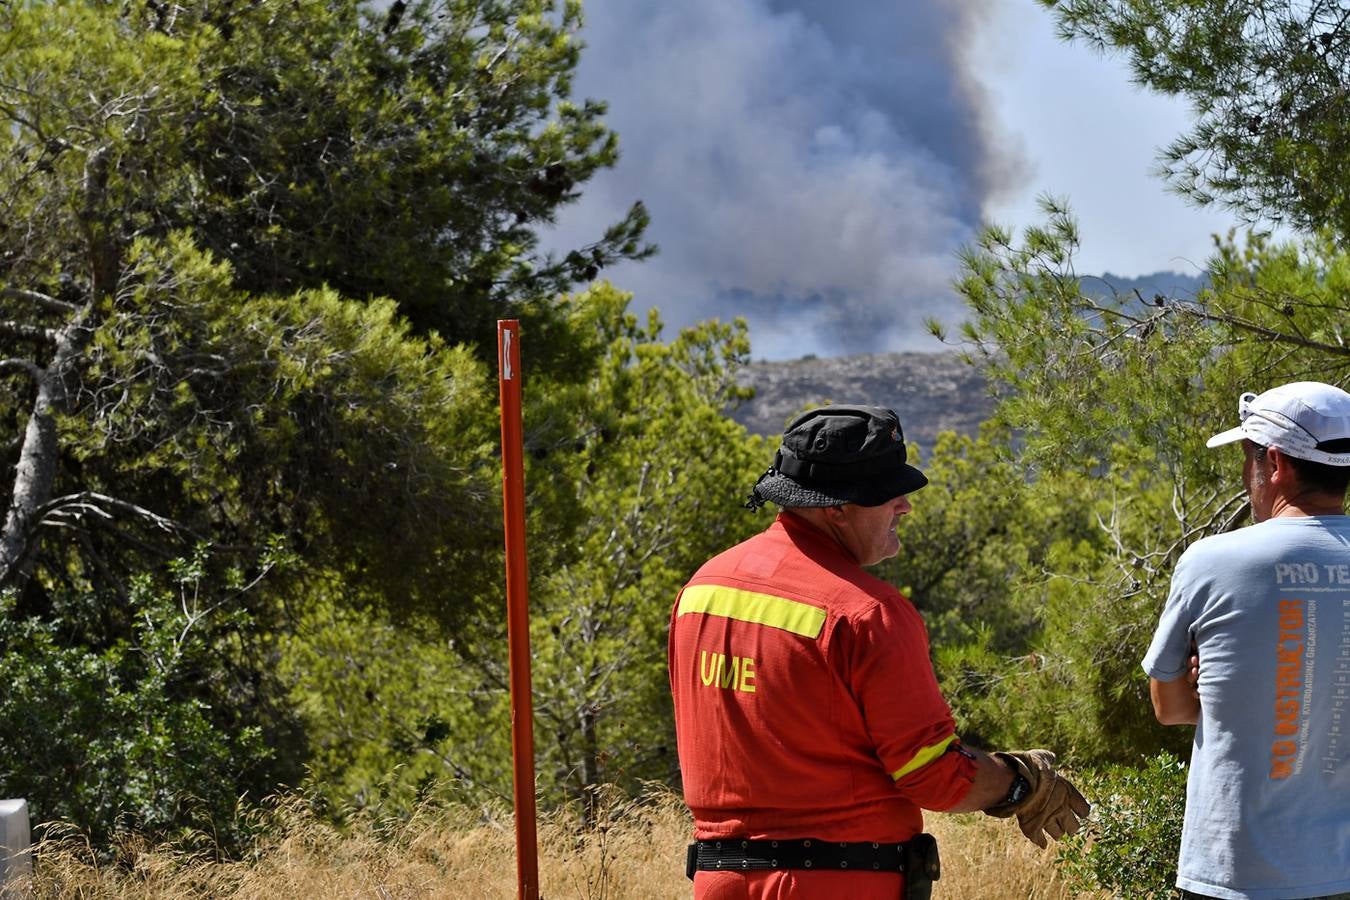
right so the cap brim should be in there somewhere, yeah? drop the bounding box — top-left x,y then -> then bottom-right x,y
753,464 -> 928,508
1205,426 -> 1246,449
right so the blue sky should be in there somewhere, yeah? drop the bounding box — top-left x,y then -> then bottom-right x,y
546,0 -> 1264,359
976,4 -> 1243,283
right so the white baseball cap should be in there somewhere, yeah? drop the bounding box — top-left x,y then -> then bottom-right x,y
1206,381 -> 1350,466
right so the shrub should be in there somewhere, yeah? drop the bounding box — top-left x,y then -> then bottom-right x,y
0,549 -> 296,849
1059,751 -> 1188,899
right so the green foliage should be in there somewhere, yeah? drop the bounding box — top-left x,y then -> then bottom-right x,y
0,0 -> 646,608
880,428 -> 1074,653
913,456 -> 1190,761
0,548 -> 292,848
0,231 -> 503,844
284,286 -> 766,815
166,0 -> 655,340
0,0 -> 650,336
33,232 -> 500,620
924,200 -> 1348,765
1043,0 -> 1350,238
868,424 -> 1178,758
280,598 -> 509,813
950,196 -> 1349,519
1059,751 -> 1188,899
523,287 -> 765,809
952,207 -> 1344,557
0,0 -> 654,844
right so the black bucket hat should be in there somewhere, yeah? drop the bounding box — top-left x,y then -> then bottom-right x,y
745,405 -> 928,509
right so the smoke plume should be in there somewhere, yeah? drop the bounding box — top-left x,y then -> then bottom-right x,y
547,0 -> 1026,359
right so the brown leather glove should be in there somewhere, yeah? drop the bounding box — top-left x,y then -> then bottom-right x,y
984,749 -> 1090,849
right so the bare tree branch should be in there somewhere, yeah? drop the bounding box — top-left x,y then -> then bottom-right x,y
0,358 -> 42,380
36,490 -> 196,537
0,319 -> 57,343
1,286 -> 79,315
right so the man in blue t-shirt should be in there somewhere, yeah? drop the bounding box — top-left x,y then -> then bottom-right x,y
1144,381 -> 1350,900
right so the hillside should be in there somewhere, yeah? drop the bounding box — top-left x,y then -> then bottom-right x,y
1080,269 -> 1208,301
727,270 -> 1205,448
729,351 -> 994,451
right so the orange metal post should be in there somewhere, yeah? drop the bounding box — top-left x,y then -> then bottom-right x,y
497,320 -> 540,900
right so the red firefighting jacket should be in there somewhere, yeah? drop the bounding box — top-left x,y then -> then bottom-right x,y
669,513 -> 976,897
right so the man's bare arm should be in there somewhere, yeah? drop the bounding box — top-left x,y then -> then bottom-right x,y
1150,674 -> 1200,725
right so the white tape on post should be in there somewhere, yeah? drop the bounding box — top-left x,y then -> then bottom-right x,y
0,799 -> 32,885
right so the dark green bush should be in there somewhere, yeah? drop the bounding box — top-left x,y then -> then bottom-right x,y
0,550 -> 298,849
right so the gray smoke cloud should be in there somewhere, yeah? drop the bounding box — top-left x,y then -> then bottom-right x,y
546,0 -> 1027,359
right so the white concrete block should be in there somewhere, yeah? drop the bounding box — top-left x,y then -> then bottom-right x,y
0,799 -> 32,886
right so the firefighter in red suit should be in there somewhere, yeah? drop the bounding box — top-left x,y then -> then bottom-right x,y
669,405 -> 1090,899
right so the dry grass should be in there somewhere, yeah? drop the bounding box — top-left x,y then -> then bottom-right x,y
5,789 -> 1106,899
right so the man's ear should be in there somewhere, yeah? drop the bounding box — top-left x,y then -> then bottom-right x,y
1266,447 -> 1297,486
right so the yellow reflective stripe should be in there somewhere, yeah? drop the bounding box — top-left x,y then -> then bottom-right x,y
890,735 -> 956,781
677,584 -> 826,639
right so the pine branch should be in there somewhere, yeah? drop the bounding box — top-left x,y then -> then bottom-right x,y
1174,303 -> 1350,356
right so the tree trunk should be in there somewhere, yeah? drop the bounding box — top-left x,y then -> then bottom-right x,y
0,308 -> 93,585
0,145 -> 111,585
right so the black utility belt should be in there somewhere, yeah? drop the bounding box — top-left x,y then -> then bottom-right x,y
687,834 -> 940,893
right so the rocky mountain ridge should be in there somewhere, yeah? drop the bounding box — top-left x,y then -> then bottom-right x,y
729,351 -> 994,451
726,270 -> 1206,448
